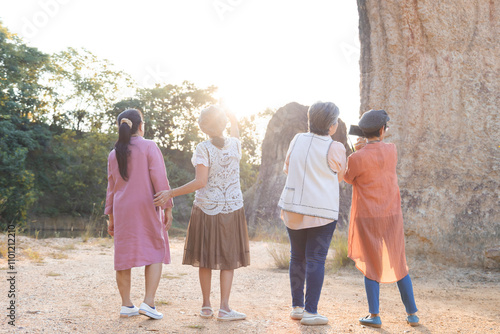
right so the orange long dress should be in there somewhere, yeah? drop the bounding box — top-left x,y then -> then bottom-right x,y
344,142 -> 409,283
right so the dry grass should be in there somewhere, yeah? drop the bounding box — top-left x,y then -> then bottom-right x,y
250,222 -> 289,243
162,274 -> 181,279
88,237 -> 113,248
256,223 -> 291,270
24,248 -> 44,263
264,228 -> 353,272
46,271 -> 61,277
81,227 -> 92,243
53,243 -> 76,251
82,203 -> 108,242
0,239 -> 7,258
328,233 -> 353,272
184,325 -> 205,330
167,226 -> 187,238
50,252 -> 69,259
162,272 -> 187,279
267,243 -> 290,270
156,300 -> 171,306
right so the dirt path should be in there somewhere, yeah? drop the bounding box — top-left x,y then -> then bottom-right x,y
1,235 -> 499,333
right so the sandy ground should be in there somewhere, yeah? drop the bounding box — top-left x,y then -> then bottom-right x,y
0,235 -> 499,334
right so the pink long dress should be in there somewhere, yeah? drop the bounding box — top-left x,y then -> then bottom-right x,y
105,136 -> 173,271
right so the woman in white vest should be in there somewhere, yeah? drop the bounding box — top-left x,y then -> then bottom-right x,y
278,101 -> 346,326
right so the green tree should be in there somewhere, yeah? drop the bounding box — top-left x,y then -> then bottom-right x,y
238,108 -> 274,192
0,22 -> 52,228
0,23 -> 51,119
46,47 -> 132,132
0,117 -> 36,225
34,130 -> 115,216
108,82 -> 217,152
0,19 -> 268,229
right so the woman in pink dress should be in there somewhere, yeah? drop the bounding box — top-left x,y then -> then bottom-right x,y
105,108 -> 174,320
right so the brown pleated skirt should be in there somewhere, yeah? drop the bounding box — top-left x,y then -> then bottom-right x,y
182,205 -> 250,270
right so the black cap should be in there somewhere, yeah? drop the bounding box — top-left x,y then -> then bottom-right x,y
358,109 -> 390,133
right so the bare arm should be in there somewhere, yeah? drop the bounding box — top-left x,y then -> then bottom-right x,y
153,164 -> 209,206
226,111 -> 239,138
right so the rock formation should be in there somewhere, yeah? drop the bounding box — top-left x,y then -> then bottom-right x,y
244,102 -> 352,232
357,0 -> 499,267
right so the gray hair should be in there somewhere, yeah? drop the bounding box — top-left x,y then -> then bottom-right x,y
308,101 -> 339,136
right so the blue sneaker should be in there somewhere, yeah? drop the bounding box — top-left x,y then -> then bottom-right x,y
359,315 -> 382,328
407,314 -> 419,326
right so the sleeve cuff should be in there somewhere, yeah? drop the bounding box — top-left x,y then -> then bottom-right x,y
104,206 -> 113,215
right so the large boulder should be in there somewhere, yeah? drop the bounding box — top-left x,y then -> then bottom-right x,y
357,0 -> 499,267
244,102 -> 352,232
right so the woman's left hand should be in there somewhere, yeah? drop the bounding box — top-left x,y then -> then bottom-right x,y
153,190 -> 173,206
107,215 -> 114,237
164,207 -> 173,231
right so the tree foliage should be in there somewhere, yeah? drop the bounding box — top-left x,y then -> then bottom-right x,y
109,83 -> 217,152
0,21 -> 268,229
0,24 -> 51,119
46,47 -> 133,132
0,23 -> 52,226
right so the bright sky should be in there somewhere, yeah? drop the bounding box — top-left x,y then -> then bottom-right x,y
0,0 -> 361,125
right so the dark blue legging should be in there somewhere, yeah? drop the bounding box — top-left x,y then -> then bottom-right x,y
364,274 -> 418,314
287,221 -> 336,314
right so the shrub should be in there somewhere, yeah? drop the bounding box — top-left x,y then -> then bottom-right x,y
328,233 -> 353,271
267,243 -> 290,270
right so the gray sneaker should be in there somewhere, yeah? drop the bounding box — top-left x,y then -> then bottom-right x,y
300,310 -> 329,326
290,306 -> 304,320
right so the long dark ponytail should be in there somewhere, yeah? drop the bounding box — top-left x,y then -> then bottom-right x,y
115,109 -> 143,181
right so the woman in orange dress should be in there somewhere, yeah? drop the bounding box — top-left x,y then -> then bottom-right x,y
344,109 -> 419,328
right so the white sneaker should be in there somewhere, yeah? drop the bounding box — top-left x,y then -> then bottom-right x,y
139,302 -> 163,320
120,305 -> 139,318
300,310 -> 329,326
217,309 -> 246,321
290,306 -> 304,320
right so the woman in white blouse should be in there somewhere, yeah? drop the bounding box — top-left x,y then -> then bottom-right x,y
154,105 -> 250,321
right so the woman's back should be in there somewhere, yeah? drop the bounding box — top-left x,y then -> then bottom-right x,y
191,137 -> 243,215
345,142 -> 401,219
107,137 -> 168,210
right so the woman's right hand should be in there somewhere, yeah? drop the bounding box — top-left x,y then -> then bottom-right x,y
153,190 -> 173,207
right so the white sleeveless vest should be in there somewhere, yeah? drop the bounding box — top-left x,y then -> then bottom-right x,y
278,133 -> 340,220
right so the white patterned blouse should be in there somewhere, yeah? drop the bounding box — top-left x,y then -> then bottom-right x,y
191,137 -> 244,215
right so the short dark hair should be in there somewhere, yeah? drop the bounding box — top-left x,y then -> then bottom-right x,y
308,101 -> 339,136
362,123 -> 387,138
